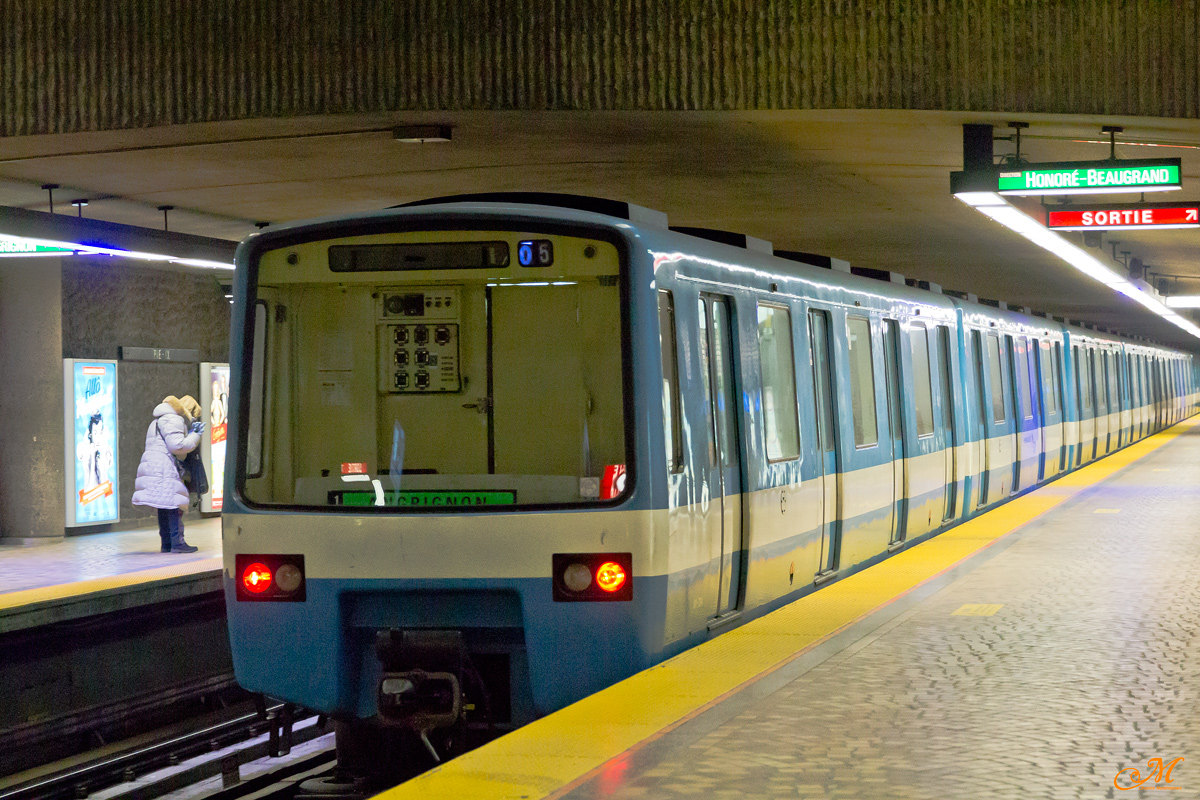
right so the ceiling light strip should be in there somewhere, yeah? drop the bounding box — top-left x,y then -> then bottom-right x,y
0,234 -> 233,270
955,194 -> 1200,341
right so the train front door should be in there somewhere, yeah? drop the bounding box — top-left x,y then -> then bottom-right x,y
698,294 -> 744,618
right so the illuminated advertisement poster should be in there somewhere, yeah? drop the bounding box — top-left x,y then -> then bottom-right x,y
200,363 -> 230,512
64,359 -> 120,526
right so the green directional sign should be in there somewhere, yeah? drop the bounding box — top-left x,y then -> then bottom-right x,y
997,158 -> 1181,195
0,239 -> 75,255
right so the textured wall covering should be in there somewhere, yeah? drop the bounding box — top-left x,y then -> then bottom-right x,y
62,258 -> 230,528
1,0 -> 1199,136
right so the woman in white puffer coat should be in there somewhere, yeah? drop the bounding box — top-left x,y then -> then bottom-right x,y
132,395 -> 205,553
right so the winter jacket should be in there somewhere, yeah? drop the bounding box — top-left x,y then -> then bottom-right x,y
131,403 -> 201,510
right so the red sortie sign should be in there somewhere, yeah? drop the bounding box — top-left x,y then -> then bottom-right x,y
1048,207 -> 1200,229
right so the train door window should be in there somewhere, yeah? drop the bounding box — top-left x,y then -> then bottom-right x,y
847,317 -> 878,447
710,301 -> 738,468
810,311 -> 836,454
1109,353 -> 1120,411
909,324 -> 935,437
986,333 -> 1005,423
697,299 -> 718,468
657,291 -> 683,473
1079,348 -> 1093,411
756,303 -> 800,461
1053,343 -> 1064,413
1016,337 -> 1033,420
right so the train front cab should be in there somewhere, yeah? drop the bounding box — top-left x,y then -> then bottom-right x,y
221,210 -> 681,763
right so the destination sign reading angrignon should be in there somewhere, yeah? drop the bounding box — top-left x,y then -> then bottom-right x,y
1046,205 -> 1200,230
997,158 -> 1182,195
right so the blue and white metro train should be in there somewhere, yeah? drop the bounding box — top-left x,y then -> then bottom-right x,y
222,194 -> 1198,771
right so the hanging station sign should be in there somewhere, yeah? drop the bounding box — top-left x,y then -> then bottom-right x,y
1046,205 -> 1200,231
995,158 -> 1182,196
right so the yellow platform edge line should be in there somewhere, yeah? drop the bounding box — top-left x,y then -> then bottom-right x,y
379,415 -> 1199,800
0,557 -> 224,611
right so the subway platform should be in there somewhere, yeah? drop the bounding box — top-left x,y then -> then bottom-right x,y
383,417 -> 1200,800
0,516 -> 221,633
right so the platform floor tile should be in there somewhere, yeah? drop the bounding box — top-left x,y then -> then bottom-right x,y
590,426 -> 1200,799
0,516 -> 221,596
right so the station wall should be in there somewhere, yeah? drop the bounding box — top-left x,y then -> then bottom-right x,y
61,258 -> 231,532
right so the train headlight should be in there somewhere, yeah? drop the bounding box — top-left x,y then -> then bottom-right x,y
235,554 -> 306,602
562,563 -> 592,592
552,553 -> 632,601
275,563 -> 304,593
242,563 -> 273,594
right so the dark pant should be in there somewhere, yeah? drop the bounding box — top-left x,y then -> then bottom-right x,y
157,508 -> 185,550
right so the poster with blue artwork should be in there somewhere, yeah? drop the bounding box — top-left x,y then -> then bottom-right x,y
65,359 -> 120,526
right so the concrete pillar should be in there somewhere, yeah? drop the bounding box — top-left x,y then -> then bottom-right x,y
0,257 -> 65,543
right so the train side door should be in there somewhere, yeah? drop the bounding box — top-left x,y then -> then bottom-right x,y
1004,335 -> 1022,494
971,331 -> 990,507
936,326 -> 957,520
698,294 -> 745,618
1020,337 -> 1043,486
809,310 -> 840,574
883,320 -> 907,546
1035,340 -> 1062,479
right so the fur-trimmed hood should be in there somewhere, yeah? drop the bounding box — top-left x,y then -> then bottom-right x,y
161,395 -> 201,423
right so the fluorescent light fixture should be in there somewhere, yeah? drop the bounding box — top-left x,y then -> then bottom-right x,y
954,192 -> 1006,207
0,234 -> 233,271
1165,296 -> 1200,308
393,125 -> 452,143
957,193 -> 1200,341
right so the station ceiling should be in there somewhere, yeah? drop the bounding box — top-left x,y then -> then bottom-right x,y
1,108 -> 1198,349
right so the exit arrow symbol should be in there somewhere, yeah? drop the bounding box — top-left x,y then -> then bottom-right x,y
1187,208 -> 1199,222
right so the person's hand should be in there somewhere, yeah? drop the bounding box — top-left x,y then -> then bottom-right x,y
190,421 -> 206,435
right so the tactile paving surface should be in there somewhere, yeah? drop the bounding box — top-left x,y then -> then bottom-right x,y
594,425 -> 1200,799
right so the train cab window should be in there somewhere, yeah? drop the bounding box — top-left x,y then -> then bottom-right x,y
909,324 -> 934,437
756,304 -> 800,461
847,317 -> 878,447
986,333 -> 1005,423
242,230 -> 628,509
657,291 -> 683,473
1016,337 -> 1033,420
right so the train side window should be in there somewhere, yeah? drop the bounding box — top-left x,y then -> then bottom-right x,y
756,303 -> 800,461
986,333 -> 1005,423
1039,341 -> 1057,415
847,317 -> 878,447
657,290 -> 683,473
1016,336 -> 1033,420
909,324 -> 934,437
246,300 -> 269,478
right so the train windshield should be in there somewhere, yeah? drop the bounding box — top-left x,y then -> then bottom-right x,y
240,228 -> 629,510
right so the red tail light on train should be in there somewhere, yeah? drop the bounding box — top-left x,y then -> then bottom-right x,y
235,554 -> 306,602
552,553 -> 633,601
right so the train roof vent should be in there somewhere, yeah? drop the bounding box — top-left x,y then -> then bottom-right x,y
669,226 -> 773,254
851,266 -> 906,285
395,192 -> 668,228
773,251 -> 852,273
904,278 -> 943,294
942,289 -> 969,300
978,298 -> 1002,308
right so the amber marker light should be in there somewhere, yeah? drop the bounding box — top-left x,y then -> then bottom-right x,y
595,561 -> 627,593
242,562 -> 273,594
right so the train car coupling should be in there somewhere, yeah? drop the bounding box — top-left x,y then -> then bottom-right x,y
374,630 -> 469,762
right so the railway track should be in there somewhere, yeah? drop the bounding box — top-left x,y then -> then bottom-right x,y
1,704 -> 334,800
